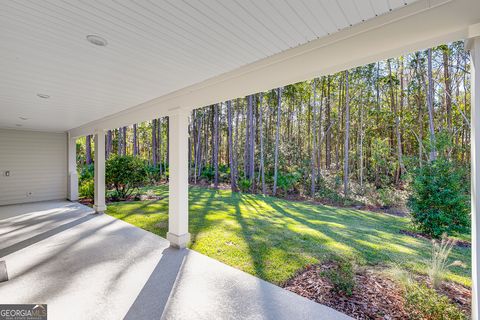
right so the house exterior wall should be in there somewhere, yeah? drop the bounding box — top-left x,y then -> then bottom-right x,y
0,129 -> 67,205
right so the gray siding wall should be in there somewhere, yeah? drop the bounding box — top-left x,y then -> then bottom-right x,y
0,129 -> 67,205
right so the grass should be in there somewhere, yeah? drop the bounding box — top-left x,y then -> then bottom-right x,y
106,185 -> 471,287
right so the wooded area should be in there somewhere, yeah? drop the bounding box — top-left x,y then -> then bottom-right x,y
78,42 -> 471,205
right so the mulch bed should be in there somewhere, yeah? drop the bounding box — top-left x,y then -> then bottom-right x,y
399,229 -> 471,248
414,274 -> 472,316
78,198 -> 93,207
439,280 -> 471,315
283,262 -> 471,319
283,263 -> 408,319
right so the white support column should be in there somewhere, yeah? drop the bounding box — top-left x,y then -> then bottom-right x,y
167,113 -> 191,249
67,133 -> 78,201
472,36 -> 480,320
93,130 -> 107,213
471,36 -> 480,320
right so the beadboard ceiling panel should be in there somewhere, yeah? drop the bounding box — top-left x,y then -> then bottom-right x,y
1,0 -> 416,132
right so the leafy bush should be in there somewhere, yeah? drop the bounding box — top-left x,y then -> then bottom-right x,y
200,165 -> 214,181
106,156 -> 148,200
408,158 -> 470,238
79,179 -> 94,199
404,283 -> 466,320
277,171 -> 301,195
79,163 -> 94,182
238,178 -> 252,193
146,165 -> 162,183
322,258 -> 356,296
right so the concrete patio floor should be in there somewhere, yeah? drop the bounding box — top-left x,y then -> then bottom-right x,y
0,201 -> 351,319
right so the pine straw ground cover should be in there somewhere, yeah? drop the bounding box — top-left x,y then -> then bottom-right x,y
283,262 -> 470,319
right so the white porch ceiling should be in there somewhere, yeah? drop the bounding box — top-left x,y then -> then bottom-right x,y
0,0 -> 417,132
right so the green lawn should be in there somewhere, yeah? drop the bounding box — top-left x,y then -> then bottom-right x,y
106,185 -> 471,287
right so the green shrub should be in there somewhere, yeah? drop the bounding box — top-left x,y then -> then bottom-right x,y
79,163 -> 94,182
322,258 -> 356,296
79,179 -> 94,199
106,156 -> 148,200
238,178 -> 252,193
146,165 -> 162,183
404,283 -> 466,320
200,165 -> 214,181
277,171 -> 301,195
407,158 -> 470,238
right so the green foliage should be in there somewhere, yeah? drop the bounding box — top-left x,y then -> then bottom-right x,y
316,182 -> 344,204
79,179 -> 94,199
78,163 -> 95,199
79,163 -> 94,182
106,156 -> 148,200
108,189 -> 124,202
146,165 -> 162,183
404,283 -> 466,320
277,171 -> 302,195
322,257 -> 356,296
200,165 -> 215,181
238,178 -> 252,193
408,158 -> 470,238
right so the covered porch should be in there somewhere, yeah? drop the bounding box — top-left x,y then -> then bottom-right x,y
0,200 -> 348,319
1,0 -> 480,318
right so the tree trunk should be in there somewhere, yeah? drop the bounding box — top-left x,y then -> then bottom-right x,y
194,113 -> 203,183
258,93 -> 266,194
249,95 -> 255,187
426,48 -> 437,161
273,88 -> 282,196
343,71 -> 350,197
325,76 -> 331,169
133,124 -> 138,156
311,79 -> 317,197
213,103 -> 219,188
415,52 -> 424,166
388,59 -> 405,183
86,135 -> 92,165
227,100 -> 237,191
117,128 -> 122,156
106,130 -> 112,159
443,46 -> 452,132
152,119 -> 157,166
234,99 -> 240,184
317,77 -> 325,177
359,96 -> 364,189
122,127 -> 127,156
158,118 -> 163,175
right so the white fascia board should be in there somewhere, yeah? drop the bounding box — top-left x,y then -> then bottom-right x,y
69,0 -> 480,138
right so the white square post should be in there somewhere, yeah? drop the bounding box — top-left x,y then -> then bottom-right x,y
167,112 -> 191,248
470,36 -> 480,320
94,129 -> 107,213
67,133 -> 78,201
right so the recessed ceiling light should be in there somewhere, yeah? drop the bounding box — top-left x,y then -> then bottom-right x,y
86,35 -> 108,47
19,116 -> 28,120
37,93 -> 50,99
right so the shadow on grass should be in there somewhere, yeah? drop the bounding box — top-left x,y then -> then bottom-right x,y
109,185 -> 471,285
